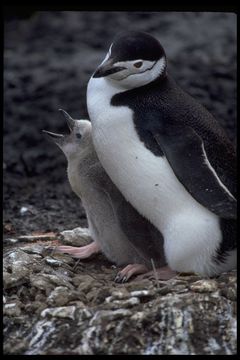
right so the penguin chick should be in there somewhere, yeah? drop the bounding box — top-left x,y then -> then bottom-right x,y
43,110 -> 171,282
87,31 -> 236,277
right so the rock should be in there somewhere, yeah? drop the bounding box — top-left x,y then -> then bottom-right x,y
89,309 -> 132,326
72,274 -> 101,293
105,296 -> 140,309
41,306 -> 76,320
4,302 -> 22,317
109,288 -> 130,299
47,286 -> 86,306
25,301 -> 48,316
4,238 -> 19,245
86,286 -> 112,304
3,249 -> 40,289
124,279 -> 154,291
44,257 -> 64,267
190,279 -> 218,293
48,252 -> 76,266
76,308 -> 93,323
20,206 -> 30,216
130,289 -> 154,298
59,227 -> 92,246
220,283 -> 237,301
26,319 -> 59,355
30,273 -> 74,292
19,244 -> 45,255
104,288 -> 154,309
29,274 -> 55,293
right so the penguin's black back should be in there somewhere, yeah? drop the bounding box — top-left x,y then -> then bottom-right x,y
111,75 -> 236,198
111,75 -> 236,263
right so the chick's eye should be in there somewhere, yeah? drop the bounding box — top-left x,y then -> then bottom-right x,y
133,61 -> 143,68
76,133 -> 82,139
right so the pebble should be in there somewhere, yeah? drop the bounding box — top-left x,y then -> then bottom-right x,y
131,311 -> 145,321
19,244 -> 45,255
49,253 -> 76,266
76,308 -> 93,324
105,296 -> 140,308
110,289 -> 130,299
30,273 -> 74,291
19,205 -> 38,216
3,238 -> 19,245
59,227 -> 92,246
4,302 -> 22,317
89,309 -> 132,325
130,290 -> 154,298
45,257 -> 63,267
73,274 -> 100,293
47,286 -> 72,307
41,306 -> 76,320
47,286 -> 86,307
190,279 -> 218,293
220,284 -> 237,301
20,207 -> 29,216
3,250 -> 37,289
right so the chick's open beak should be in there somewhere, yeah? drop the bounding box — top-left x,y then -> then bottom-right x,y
58,109 -> 75,130
42,130 -> 64,144
42,109 -> 76,144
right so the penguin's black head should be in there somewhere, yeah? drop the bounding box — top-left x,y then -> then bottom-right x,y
111,31 -> 165,62
92,31 -> 167,89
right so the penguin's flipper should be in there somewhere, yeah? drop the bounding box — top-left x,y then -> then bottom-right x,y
153,125 -> 236,219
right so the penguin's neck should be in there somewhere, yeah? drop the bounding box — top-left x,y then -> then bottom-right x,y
66,149 -> 98,198
87,77 -> 125,113
87,77 -> 133,148
87,74 -> 170,117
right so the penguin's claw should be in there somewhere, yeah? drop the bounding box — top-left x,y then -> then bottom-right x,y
114,263 -> 148,283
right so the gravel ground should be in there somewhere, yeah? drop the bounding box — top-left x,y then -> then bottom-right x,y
3,11 -> 237,355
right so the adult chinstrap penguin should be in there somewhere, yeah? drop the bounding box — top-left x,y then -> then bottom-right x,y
87,30 -> 236,277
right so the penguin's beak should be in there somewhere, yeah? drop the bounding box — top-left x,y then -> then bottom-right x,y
42,130 -> 65,145
58,109 -> 75,131
93,58 -> 126,78
42,109 -> 76,145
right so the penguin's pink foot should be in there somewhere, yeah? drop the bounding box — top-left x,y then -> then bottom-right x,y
56,241 -> 101,259
115,263 -> 148,283
137,265 -> 177,281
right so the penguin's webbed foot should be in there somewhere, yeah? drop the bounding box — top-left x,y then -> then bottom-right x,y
136,265 -> 177,281
114,263 -> 148,283
55,241 -> 101,259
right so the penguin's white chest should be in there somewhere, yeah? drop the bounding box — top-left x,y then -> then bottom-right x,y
88,78 -> 202,226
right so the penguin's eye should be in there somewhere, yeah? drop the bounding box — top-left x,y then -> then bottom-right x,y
76,133 -> 82,139
133,61 -> 143,68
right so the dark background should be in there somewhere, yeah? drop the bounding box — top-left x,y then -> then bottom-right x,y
3,11 -> 237,237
